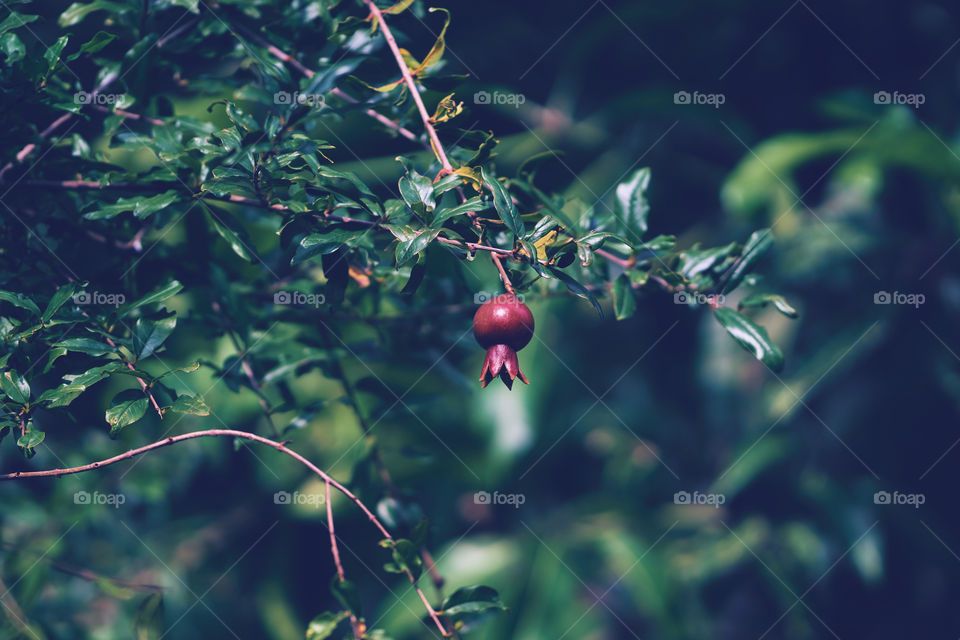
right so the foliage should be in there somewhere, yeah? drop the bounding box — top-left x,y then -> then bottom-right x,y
3,0 -> 957,639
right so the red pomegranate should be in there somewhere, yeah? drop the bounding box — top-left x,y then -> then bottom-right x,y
473,294 -> 534,389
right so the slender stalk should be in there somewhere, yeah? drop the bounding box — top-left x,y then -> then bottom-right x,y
326,480 -> 364,639
232,23 -> 418,142
0,428 -> 450,637
490,253 -> 516,295
211,301 -> 280,438
362,0 -> 452,172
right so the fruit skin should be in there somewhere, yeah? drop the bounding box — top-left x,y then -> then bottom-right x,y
473,295 -> 534,389
473,296 -> 534,350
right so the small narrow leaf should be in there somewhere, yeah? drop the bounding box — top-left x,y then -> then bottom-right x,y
431,196 -> 489,227
547,266 -> 602,317
170,394 -> 210,416
132,316 -> 177,360
83,191 -> 179,220
42,283 -> 78,323
614,167 -> 651,237
714,307 -> 784,371
106,389 -> 150,435
121,281 -> 183,315
306,612 -> 349,640
0,291 -> 42,316
17,425 -> 45,449
613,273 -> 637,320
738,293 -> 798,318
720,229 -> 773,293
0,370 -> 30,404
482,168 -> 523,237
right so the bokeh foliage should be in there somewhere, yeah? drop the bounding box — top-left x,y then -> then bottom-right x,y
2,0 -> 959,639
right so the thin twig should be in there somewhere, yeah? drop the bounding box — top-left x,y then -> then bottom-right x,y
362,0 -> 452,172
326,480 -> 364,639
77,310 -> 163,419
490,253 -> 516,295
0,428 -> 450,637
232,23 -> 418,142
211,301 -> 280,438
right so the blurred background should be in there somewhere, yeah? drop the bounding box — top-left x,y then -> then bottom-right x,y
4,1 -> 960,638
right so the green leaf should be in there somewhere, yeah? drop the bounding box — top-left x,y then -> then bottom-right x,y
42,283 -> 78,323
0,370 -> 30,404
169,394 -> 209,416
122,281 -> 183,315
133,593 -> 164,640
17,425 -> 45,449
395,229 -> 439,267
441,585 -> 506,617
0,32 -> 26,63
431,196 -> 490,227
67,31 -> 116,60
720,229 -> 773,293
315,166 -> 375,199
330,577 -> 362,616
678,242 -> 738,279
293,230 -> 370,265
37,363 -> 123,408
83,191 -> 180,220
204,205 -> 255,262
132,316 -> 177,360
54,337 -> 115,356
106,389 -> 150,435
381,538 -> 422,581
614,167 -> 651,238
714,307 -> 785,371
482,168 -> 523,238
613,273 -> 637,320
60,1 -> 129,27
155,361 -> 200,381
306,612 -> 349,640
738,293 -> 798,318
43,35 -> 69,77
0,11 -> 38,36
398,171 -> 436,217
547,266 -> 602,317
0,291 -> 41,316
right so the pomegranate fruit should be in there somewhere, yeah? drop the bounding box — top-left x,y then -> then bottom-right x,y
473,294 -> 534,389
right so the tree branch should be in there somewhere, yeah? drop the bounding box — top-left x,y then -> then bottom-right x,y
232,23 -> 418,142
362,0 -> 453,173
0,428 -> 450,637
